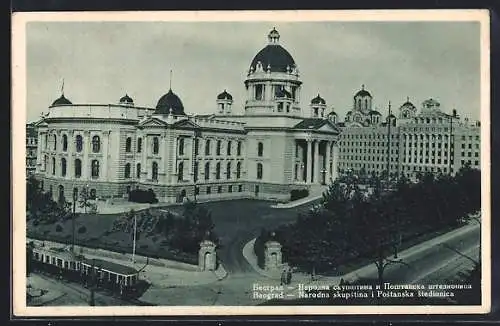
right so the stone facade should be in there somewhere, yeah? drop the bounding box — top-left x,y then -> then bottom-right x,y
264,240 -> 282,271
198,240 -> 217,271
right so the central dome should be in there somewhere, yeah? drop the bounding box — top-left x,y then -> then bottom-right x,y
155,89 -> 185,115
249,28 -> 296,73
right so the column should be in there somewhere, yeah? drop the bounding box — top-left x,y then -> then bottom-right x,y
313,140 -> 320,184
83,131 -> 90,180
332,142 -> 339,181
306,139 -> 312,184
66,131 -> 73,180
325,141 -> 331,183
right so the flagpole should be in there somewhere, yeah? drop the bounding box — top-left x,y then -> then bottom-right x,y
132,213 -> 137,264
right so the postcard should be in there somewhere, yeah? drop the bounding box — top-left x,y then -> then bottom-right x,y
12,9 -> 491,317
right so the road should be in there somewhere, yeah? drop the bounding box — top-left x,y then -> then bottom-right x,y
363,222 -> 481,284
28,273 -> 140,306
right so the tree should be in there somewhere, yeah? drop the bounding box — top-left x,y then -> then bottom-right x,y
78,187 -> 98,214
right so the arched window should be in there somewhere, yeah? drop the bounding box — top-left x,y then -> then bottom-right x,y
236,161 -> 241,179
216,140 -> 222,156
75,135 -> 83,152
357,99 -> 361,109
124,163 -> 131,178
152,162 -> 158,181
61,158 -> 67,177
237,141 -> 242,156
137,138 -> 142,153
153,137 -> 159,154
257,163 -> 263,179
194,162 -> 198,182
62,135 -> 68,152
204,162 -> 210,180
194,138 -> 199,156
258,142 -> 264,157
178,138 -> 184,156
364,99 -> 368,110
178,162 -> 184,181
74,159 -> 81,178
125,137 -> 132,152
92,135 -> 100,153
205,139 -> 211,155
91,160 -> 100,178
216,162 -> 221,179
53,134 -> 57,151
226,162 -> 231,180
227,141 -> 232,156
136,163 -> 141,178
51,157 -> 56,175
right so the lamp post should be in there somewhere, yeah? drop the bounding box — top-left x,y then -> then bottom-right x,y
320,168 -> 327,185
72,187 -> 77,253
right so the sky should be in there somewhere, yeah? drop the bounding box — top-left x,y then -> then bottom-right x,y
25,20 -> 481,123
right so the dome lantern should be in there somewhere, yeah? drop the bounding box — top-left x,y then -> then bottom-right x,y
119,93 -> 134,106
268,27 -> 280,44
216,89 -> 233,115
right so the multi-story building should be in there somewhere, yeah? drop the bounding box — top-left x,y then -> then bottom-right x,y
26,122 -> 38,176
338,88 -> 481,180
34,28 -> 341,204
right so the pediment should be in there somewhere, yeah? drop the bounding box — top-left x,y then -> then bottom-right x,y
138,117 -> 168,128
173,119 -> 201,129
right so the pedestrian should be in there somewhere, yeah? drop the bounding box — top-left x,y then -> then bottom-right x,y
286,267 -> 292,285
280,268 -> 286,285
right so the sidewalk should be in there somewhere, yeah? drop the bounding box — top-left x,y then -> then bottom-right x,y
241,222 -> 480,293
27,274 -> 67,306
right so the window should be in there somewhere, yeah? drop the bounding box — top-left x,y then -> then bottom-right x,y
92,135 -> 100,153
217,186 -> 222,193
76,135 -> 83,152
195,186 -> 200,195
53,134 -> 57,151
257,163 -> 263,179
61,158 -> 67,177
153,137 -> 159,154
178,162 -> 184,181
228,185 -> 233,193
226,162 -> 231,179
236,162 -> 241,179
74,159 -> 81,178
136,163 -> 141,178
91,160 -> 100,178
90,189 -> 96,200
194,138 -> 199,156
194,162 -> 198,182
258,142 -> 264,157
124,163 -> 131,178
204,162 -> 210,180
237,141 -> 242,156
51,157 -> 56,175
152,162 -> 158,181
178,138 -> 184,156
238,185 -> 243,192
216,140 -> 222,156
216,162 -> 221,179
62,135 -> 68,152
137,138 -> 142,153
227,141 -> 232,156
206,186 -> 211,194
255,84 -> 263,100
205,139 -> 211,155
125,137 -> 132,152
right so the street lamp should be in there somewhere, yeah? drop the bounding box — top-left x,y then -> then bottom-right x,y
72,186 -> 77,253
320,168 -> 327,185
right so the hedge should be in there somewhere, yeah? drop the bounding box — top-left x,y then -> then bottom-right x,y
290,189 -> 309,201
128,189 -> 159,204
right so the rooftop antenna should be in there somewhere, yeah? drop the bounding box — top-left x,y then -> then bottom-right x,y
61,78 -> 65,96
169,70 -> 173,90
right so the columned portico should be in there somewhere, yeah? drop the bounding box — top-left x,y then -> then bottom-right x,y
294,136 -> 339,185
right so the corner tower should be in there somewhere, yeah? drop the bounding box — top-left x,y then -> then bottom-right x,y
244,28 -> 303,116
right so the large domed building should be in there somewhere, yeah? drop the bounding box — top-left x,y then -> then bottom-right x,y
33,28 -> 342,204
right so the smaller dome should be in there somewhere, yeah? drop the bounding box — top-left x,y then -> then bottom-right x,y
155,89 -> 185,115
369,110 -> 381,116
387,113 -> 396,120
51,94 -> 72,106
328,110 -> 337,116
217,90 -> 233,100
401,97 -> 415,108
119,94 -> 134,104
354,85 -> 372,98
311,94 -> 326,105
275,88 -> 292,99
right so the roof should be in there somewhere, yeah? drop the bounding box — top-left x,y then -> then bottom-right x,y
354,85 -> 372,98
369,110 -> 381,116
155,89 -> 186,115
51,94 -> 72,106
311,94 -> 326,105
82,257 -> 138,275
250,36 -> 296,73
293,118 -> 329,130
217,90 -> 233,100
119,94 -> 134,104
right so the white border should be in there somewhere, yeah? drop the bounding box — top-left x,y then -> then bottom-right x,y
12,9 -> 491,317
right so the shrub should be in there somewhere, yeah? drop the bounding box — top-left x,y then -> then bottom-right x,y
55,224 -> 63,232
128,189 -> 159,204
77,226 -> 87,234
290,189 -> 309,201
